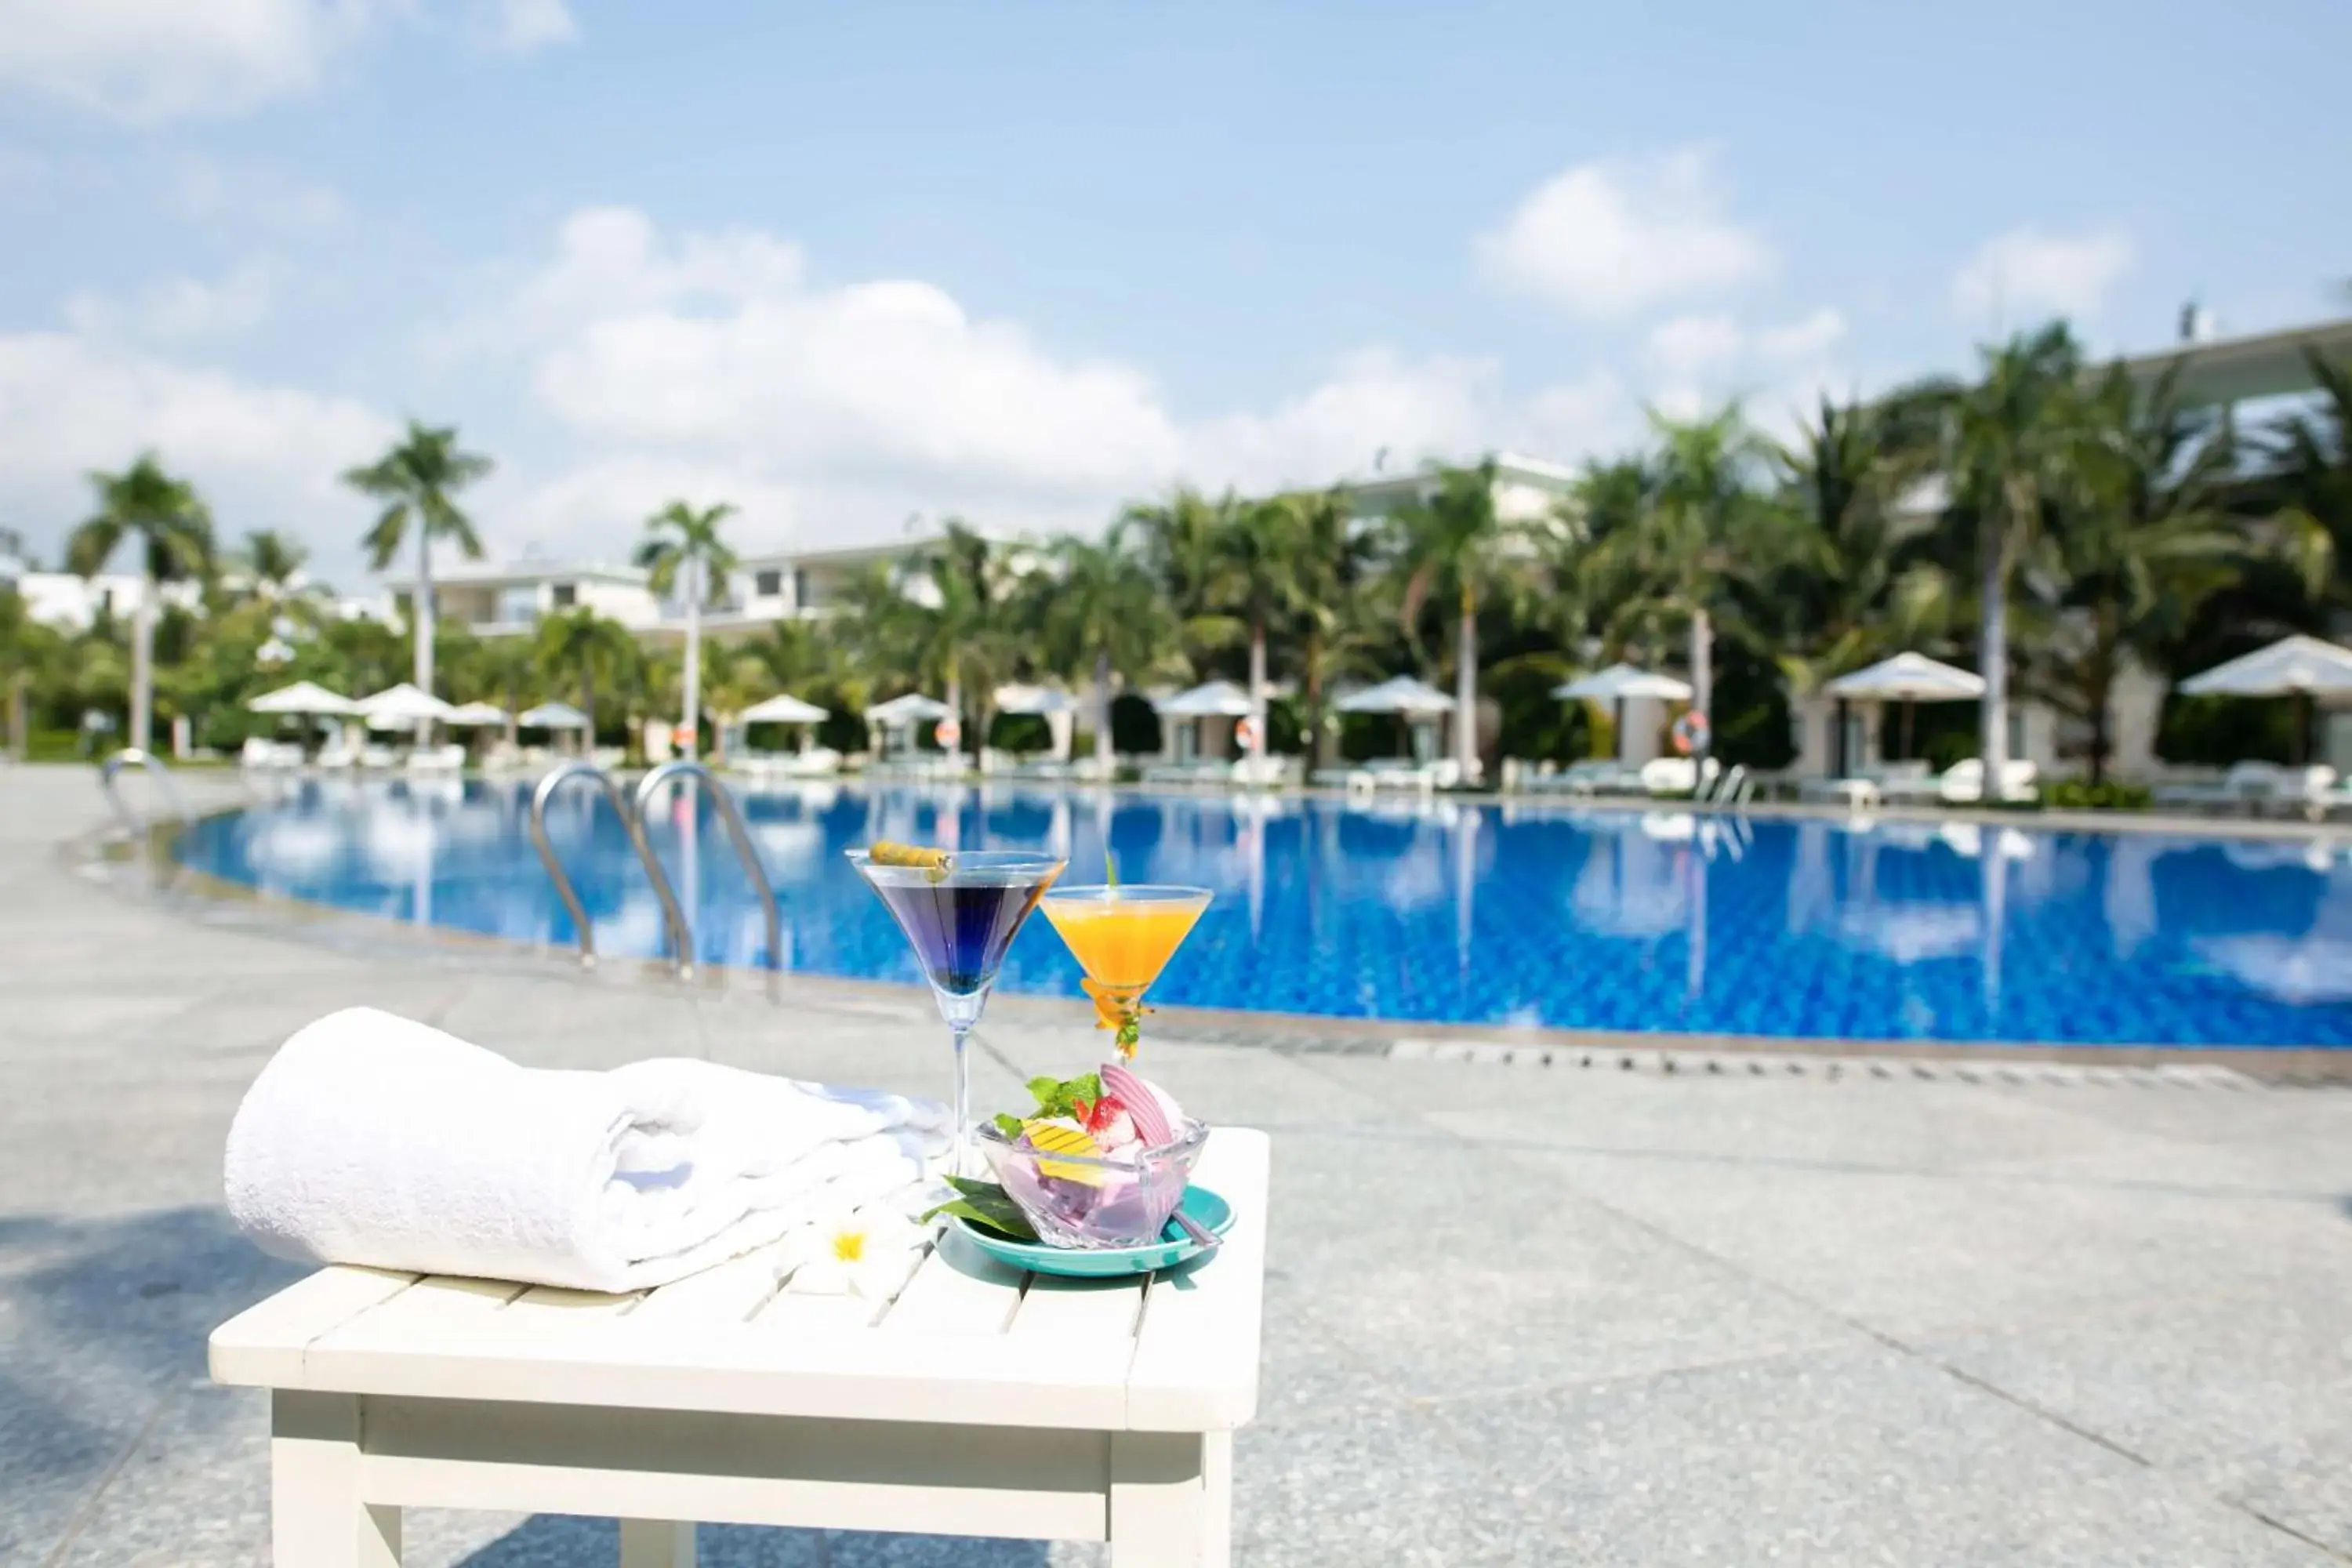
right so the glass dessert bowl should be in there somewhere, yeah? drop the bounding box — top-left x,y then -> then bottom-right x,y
976,1117 -> 1210,1249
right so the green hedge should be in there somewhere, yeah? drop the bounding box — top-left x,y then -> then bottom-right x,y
2043,779 -> 2153,811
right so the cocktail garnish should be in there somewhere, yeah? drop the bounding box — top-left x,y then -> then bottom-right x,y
869,841 -> 953,875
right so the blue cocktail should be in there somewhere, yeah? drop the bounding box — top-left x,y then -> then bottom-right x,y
849,846 -> 1065,1174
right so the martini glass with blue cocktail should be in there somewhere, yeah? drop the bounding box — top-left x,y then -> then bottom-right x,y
849,843 -> 1065,1174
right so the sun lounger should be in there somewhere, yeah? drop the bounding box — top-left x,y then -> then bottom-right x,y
212,1129 -> 1270,1568
405,743 -> 466,777
2152,761 -> 2283,814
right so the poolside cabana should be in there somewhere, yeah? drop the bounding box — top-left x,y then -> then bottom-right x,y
864,692 -> 954,762
993,684 -> 1080,764
2180,635 -> 2352,764
517,701 -> 592,757
1337,675 -> 1457,762
1824,653 -> 1985,770
1553,664 -> 1692,764
1154,681 -> 1253,766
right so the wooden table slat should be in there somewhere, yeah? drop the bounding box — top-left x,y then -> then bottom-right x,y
877,1232 -> 1026,1336
626,1243 -> 788,1327
1126,1131 -> 1269,1431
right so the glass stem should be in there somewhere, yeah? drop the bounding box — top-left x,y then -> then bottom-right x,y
949,1021 -> 973,1179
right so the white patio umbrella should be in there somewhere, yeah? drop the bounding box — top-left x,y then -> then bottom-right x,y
442,701 -> 510,728
358,683 -> 459,731
863,692 -> 953,724
740,694 -> 829,725
1552,663 -> 1694,702
994,684 -> 1081,716
1154,680 -> 1254,717
1826,652 -> 1985,761
518,701 -> 591,730
1336,675 -> 1457,715
1553,664 -> 1693,764
246,681 -> 356,717
2180,635 -> 2352,764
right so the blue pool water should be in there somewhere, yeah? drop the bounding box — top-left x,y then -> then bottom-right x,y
176,779 -> 2352,1048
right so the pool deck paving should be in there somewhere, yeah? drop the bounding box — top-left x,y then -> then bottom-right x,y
4,762 -> 2351,1566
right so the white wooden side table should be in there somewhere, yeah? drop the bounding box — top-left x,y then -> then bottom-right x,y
211,1129 -> 1269,1566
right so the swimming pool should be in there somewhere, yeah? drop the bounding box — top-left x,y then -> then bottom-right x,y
175,779 -> 2352,1049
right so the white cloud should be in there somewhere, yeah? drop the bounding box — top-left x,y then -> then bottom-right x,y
489,207 -> 1642,553
0,0 -> 569,123
0,331 -> 393,568
1646,314 -> 1744,379
1952,227 -> 2136,323
1475,148 -> 1771,320
1755,307 -> 1846,362
0,0 -> 384,122
472,0 -> 576,52
65,263 -> 278,342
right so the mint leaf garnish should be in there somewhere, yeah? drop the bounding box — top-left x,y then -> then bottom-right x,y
1025,1073 -> 1102,1120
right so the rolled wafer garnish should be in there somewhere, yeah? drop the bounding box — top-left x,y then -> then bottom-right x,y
868,840 -> 953,873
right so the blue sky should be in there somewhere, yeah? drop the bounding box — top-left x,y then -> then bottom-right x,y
2,0 -> 2348,584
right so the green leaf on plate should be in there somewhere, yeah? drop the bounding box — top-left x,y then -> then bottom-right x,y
921,1177 -> 1039,1242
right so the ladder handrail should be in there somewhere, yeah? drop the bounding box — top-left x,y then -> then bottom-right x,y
528,761 -> 691,971
634,760 -> 782,975
97,747 -> 190,839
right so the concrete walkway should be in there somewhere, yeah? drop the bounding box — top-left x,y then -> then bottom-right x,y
3,763 -> 2350,1566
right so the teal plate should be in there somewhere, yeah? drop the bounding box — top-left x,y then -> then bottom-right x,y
952,1186 -> 1236,1277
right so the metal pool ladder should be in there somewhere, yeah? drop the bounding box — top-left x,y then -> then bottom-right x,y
528,760 -> 782,979
634,760 -> 783,978
97,747 -> 190,840
528,761 -> 691,974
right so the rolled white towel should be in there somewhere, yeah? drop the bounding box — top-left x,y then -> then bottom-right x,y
223,1007 -> 949,1293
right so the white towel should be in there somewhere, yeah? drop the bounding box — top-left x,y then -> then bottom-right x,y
223,1007 -> 949,1293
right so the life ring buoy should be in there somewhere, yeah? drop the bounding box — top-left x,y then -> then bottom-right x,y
1234,714 -> 1261,750
934,717 -> 961,748
1671,709 -> 1710,756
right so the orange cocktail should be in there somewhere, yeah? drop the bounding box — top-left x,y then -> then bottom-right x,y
1039,885 -> 1212,1058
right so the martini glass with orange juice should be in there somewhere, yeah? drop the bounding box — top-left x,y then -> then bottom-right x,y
1039,884 -> 1213,1058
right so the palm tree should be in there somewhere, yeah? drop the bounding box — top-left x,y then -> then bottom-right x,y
1772,396 -> 1948,699
849,522 -> 1017,752
1265,488 -> 1376,771
466,635 -> 540,753
1123,486 -> 1247,670
1218,495 -> 1307,765
343,420 -> 492,731
1038,532 -> 1177,774
2033,365 -> 2245,781
0,575 -> 59,760
1392,459 -> 1524,779
1944,323 -> 2088,776
65,454 -> 215,751
1635,407 -> 1784,735
237,529 -> 309,601
532,608 -> 634,749
633,500 -> 738,759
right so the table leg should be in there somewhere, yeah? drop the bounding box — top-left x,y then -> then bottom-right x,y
619,1519 -> 698,1566
1109,1431 -> 1229,1567
271,1390 -> 401,1566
